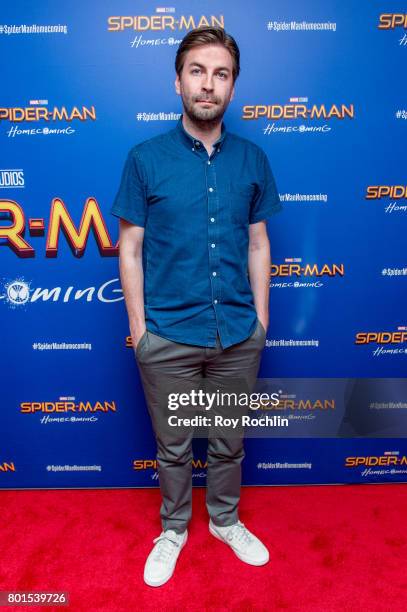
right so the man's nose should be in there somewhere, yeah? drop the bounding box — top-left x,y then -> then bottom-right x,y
202,74 -> 214,90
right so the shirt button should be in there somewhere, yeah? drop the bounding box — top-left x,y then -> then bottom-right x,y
211,243 -> 216,248
212,271 -> 217,276
214,299 -> 218,304
195,142 -> 201,147
210,217 -> 215,222
209,187 -> 214,192
207,161 -> 211,165
192,147 -> 195,151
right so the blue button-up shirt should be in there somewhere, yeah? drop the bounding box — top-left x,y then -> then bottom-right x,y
111,114 -> 282,349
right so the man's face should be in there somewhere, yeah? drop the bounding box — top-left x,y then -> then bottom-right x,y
175,44 -> 235,123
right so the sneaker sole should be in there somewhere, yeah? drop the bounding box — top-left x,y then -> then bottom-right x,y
144,531 -> 188,587
209,522 -> 269,566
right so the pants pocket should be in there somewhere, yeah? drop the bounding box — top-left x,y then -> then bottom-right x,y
135,329 -> 148,358
257,318 -> 267,337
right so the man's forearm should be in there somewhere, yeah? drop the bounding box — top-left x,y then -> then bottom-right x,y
119,253 -> 146,338
248,243 -> 271,329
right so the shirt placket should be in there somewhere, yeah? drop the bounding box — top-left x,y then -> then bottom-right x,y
191,136 -> 223,347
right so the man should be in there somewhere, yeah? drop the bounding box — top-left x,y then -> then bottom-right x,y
111,26 -> 282,587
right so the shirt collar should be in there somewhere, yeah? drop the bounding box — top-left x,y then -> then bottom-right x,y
174,112 -> 227,153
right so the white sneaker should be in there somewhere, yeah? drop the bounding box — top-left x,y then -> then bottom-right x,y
209,519 -> 269,566
143,529 -> 188,587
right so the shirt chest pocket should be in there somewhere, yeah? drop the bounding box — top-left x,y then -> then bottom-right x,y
227,181 -> 256,225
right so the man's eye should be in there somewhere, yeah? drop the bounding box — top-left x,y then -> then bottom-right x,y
191,68 -> 200,74
218,72 -> 227,79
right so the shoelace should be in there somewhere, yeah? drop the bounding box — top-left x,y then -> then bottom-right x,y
152,534 -> 181,563
225,521 -> 253,549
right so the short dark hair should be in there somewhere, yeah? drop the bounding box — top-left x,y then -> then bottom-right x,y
175,26 -> 240,83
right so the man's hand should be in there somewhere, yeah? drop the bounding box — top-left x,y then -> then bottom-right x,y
257,315 -> 269,334
130,323 -> 147,349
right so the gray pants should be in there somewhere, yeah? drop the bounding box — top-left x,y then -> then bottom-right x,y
135,319 -> 266,534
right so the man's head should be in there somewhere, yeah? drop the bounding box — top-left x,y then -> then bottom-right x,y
175,26 -> 240,124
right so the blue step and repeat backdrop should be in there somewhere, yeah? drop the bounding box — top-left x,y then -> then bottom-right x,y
1,2 -> 406,489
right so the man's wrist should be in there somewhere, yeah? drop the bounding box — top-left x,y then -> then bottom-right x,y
130,320 -> 146,336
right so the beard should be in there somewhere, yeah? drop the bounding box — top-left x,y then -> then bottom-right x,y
182,92 -> 228,126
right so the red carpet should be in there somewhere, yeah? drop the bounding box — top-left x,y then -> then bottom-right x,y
1,484 -> 407,611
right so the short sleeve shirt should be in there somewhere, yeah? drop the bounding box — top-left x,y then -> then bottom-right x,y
110,114 -> 282,348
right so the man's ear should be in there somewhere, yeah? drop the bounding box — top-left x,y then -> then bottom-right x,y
175,73 -> 181,95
